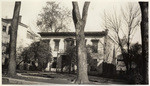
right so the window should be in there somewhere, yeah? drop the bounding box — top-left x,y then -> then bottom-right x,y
85,39 -> 87,45
54,39 -> 60,51
64,38 -> 74,51
8,26 -> 11,35
91,39 -> 99,53
2,26 -> 6,32
66,40 -> 74,47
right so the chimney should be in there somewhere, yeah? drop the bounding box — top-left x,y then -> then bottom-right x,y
19,15 -> 22,23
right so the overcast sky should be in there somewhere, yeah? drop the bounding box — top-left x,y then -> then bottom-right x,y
1,0 -> 141,44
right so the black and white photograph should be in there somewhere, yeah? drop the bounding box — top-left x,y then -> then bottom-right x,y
1,0 -> 149,85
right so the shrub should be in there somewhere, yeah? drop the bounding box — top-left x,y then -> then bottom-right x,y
19,40 -> 52,71
65,44 -> 93,69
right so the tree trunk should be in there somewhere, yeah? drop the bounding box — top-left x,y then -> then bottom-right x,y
127,26 -> 131,70
72,2 -> 90,84
139,2 -> 148,84
8,2 -> 21,76
118,36 -> 129,72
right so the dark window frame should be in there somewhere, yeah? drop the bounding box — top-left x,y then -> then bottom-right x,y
2,26 -> 6,32
8,26 -> 11,35
54,39 -> 60,51
91,39 -> 99,53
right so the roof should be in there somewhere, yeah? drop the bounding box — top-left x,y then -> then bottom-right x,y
2,18 -> 28,28
2,18 -> 40,38
38,31 -> 108,37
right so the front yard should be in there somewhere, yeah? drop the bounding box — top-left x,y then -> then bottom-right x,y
2,70 -> 128,84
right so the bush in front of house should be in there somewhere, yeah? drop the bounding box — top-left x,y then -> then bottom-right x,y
127,68 -> 143,84
2,43 -> 10,70
121,43 -> 143,84
19,40 -> 52,71
64,44 -> 94,73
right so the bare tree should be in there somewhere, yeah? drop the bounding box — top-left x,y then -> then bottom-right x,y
72,1 -> 90,84
8,2 -> 21,76
102,3 -> 141,72
37,2 -> 71,32
139,2 -> 148,84
102,10 -> 128,69
121,3 -> 141,70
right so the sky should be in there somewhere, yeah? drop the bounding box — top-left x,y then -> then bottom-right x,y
1,0 -> 141,44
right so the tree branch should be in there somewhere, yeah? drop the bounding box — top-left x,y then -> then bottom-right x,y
72,2 -> 81,25
82,2 -> 90,23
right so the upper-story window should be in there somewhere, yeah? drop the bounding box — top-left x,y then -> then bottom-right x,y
54,39 -> 60,51
8,26 -> 11,35
64,38 -> 74,51
91,39 -> 99,53
66,38 -> 74,46
2,26 -> 6,32
85,39 -> 87,45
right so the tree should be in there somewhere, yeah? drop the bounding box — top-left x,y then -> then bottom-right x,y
103,10 -> 129,71
122,43 -> 143,84
129,43 -> 142,67
36,40 -> 52,71
8,2 -> 21,76
102,3 -> 140,72
72,1 -> 90,84
139,2 -> 148,84
121,3 -> 141,70
37,2 -> 71,32
65,45 -> 93,74
19,40 -> 52,71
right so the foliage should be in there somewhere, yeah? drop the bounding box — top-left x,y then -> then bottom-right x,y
2,43 -> 9,55
65,44 -> 95,66
129,43 -> 142,66
65,45 -> 77,66
36,40 -> 52,70
2,43 -> 9,69
20,40 -> 52,71
122,43 -> 143,84
37,2 -> 71,32
122,43 -> 142,68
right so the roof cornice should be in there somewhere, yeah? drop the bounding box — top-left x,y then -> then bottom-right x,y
38,31 -> 108,37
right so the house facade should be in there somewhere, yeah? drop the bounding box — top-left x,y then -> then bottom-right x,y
39,30 -> 113,74
2,16 -> 39,67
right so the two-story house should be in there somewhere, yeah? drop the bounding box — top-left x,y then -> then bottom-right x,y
2,16 -> 39,68
39,30 -> 111,74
